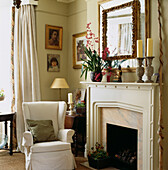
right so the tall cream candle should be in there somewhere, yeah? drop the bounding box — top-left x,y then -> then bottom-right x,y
137,40 -> 143,58
68,93 -> 73,103
147,38 -> 153,56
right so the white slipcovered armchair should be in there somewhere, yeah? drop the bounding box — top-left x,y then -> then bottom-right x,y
22,101 -> 76,170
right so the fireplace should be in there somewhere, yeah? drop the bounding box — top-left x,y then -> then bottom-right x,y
107,123 -> 138,169
81,81 -> 159,170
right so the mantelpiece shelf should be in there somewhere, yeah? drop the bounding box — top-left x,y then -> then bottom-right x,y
80,81 -> 159,86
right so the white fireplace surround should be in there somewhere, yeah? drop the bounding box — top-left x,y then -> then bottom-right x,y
81,82 -> 159,170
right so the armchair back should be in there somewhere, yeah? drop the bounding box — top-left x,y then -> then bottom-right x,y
22,101 -> 67,139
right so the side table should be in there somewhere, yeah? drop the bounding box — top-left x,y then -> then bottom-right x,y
0,112 -> 16,155
65,113 -> 86,157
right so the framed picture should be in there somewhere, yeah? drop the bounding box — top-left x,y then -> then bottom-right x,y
73,88 -> 86,105
45,25 -> 63,50
47,54 -> 60,72
73,32 -> 87,69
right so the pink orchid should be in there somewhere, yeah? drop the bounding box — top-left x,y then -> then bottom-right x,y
102,72 -> 106,76
86,35 -> 92,39
86,22 -> 91,29
104,47 -> 109,52
87,40 -> 91,45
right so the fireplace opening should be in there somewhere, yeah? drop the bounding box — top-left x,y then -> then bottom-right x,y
107,124 -> 138,170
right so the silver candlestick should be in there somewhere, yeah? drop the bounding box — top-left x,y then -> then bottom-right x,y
145,56 -> 154,83
136,58 -> 145,83
67,102 -> 75,115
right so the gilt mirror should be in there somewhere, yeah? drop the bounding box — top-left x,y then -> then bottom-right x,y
99,0 -> 150,71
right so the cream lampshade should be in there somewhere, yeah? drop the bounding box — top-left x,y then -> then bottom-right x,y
50,78 -> 69,100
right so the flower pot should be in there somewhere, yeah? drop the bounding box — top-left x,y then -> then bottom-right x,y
90,72 -> 102,82
0,96 -> 4,101
76,107 -> 86,114
88,155 -> 110,169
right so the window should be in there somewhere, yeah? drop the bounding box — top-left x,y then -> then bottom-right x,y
0,5 -> 12,112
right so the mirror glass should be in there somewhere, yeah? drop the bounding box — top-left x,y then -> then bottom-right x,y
99,0 -> 149,70
107,6 -> 133,56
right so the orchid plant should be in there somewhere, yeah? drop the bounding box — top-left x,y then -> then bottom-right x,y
80,23 -> 108,81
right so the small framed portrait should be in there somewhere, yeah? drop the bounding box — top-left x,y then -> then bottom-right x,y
45,25 -> 63,50
47,54 -> 60,72
73,32 -> 87,69
73,88 -> 86,105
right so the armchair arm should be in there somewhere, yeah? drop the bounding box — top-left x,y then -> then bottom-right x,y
58,129 -> 75,143
22,131 -> 33,147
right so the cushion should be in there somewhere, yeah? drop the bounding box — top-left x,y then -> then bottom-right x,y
31,141 -> 71,153
26,119 -> 56,143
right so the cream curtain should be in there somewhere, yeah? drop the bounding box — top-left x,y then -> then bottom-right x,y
14,5 -> 41,152
118,23 -> 132,55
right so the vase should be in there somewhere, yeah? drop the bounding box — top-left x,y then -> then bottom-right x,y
88,155 -> 110,169
90,72 -> 102,82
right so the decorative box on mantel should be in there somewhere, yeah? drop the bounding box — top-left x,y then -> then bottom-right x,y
80,81 -> 159,170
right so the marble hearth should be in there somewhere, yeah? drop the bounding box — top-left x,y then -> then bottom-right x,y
81,82 -> 159,170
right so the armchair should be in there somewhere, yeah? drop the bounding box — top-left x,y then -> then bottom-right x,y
22,101 -> 76,170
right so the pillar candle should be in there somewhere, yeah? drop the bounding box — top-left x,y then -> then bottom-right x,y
147,38 -> 153,56
137,40 -> 143,58
68,93 -> 73,103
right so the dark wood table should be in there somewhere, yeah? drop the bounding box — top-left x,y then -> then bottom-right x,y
0,112 -> 16,155
65,113 -> 86,157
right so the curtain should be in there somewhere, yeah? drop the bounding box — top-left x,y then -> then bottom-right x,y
11,7 -> 17,149
118,23 -> 132,55
14,5 -> 41,152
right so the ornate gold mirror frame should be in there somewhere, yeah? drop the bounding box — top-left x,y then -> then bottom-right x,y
102,1 -> 140,60
98,0 -> 150,71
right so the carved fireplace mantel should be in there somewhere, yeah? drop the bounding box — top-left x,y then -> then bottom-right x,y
81,81 -> 159,170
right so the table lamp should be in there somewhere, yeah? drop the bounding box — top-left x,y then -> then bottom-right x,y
50,78 -> 69,100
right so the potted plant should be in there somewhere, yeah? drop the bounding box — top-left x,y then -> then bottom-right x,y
0,89 -> 5,101
81,47 -> 106,82
75,101 -> 86,115
80,23 -> 108,82
88,142 -> 110,169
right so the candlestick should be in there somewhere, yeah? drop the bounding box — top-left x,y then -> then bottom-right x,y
147,38 -> 153,57
136,58 -> 145,83
68,93 -> 73,103
67,102 -> 75,115
137,40 -> 143,58
145,56 -> 154,83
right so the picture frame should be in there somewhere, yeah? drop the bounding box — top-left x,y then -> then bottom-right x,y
73,32 -> 87,69
45,25 -> 63,50
73,88 -> 86,105
47,54 -> 60,72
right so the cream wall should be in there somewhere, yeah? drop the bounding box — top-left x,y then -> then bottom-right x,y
36,0 -> 69,101
36,0 -> 87,101
67,0 -> 87,93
